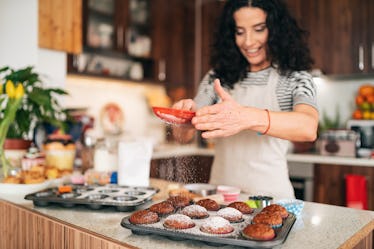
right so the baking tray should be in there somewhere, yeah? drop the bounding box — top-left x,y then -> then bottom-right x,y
121,207 -> 296,248
25,184 -> 159,212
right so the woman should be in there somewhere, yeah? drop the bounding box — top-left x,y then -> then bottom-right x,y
173,0 -> 318,199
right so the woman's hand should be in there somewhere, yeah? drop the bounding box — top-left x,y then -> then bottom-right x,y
172,99 -> 196,112
192,79 -> 248,139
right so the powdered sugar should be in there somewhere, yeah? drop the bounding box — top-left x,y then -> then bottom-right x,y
164,214 -> 194,224
201,216 -> 231,230
182,204 -> 208,214
217,207 -> 243,219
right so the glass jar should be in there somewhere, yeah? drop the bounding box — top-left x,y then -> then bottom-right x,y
93,137 -> 118,172
43,134 -> 76,174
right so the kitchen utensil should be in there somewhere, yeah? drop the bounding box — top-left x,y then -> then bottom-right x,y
184,183 -> 217,197
152,106 -> 195,125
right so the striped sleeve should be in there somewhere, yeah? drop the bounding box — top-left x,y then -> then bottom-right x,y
193,70 -> 218,108
290,71 -> 318,111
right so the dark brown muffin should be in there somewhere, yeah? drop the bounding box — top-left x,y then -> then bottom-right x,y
200,216 -> 234,235
181,204 -> 209,219
196,198 -> 220,211
149,201 -> 175,215
228,201 -> 254,214
252,212 -> 282,228
163,214 -> 195,230
242,223 -> 275,241
262,204 -> 289,218
167,195 -> 191,208
129,210 -> 159,225
217,207 -> 243,223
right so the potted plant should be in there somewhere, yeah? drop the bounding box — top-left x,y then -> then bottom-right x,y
0,66 -> 69,176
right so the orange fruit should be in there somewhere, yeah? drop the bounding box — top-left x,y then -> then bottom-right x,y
356,95 -> 365,106
352,109 -> 363,119
358,85 -> 374,98
366,95 -> 374,104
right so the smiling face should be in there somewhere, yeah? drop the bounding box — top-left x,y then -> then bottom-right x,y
234,7 -> 270,72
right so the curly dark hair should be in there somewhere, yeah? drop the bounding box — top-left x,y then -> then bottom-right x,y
211,0 -> 313,88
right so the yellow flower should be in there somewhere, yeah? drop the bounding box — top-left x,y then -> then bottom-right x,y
5,80 -> 15,98
14,83 -> 24,99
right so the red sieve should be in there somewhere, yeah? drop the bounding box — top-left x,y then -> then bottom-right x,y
152,107 -> 195,124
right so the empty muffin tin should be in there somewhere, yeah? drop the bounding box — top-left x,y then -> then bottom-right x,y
25,184 -> 159,211
121,205 -> 296,248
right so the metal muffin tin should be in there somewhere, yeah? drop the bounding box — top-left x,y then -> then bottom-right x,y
25,184 -> 159,211
121,205 -> 296,248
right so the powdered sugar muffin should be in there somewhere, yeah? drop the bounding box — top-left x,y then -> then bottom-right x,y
200,216 -> 234,234
182,204 -> 209,219
217,207 -> 243,223
129,210 -> 159,225
163,214 -> 195,230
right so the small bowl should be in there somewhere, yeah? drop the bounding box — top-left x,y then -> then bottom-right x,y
248,195 -> 273,208
184,183 -> 217,197
276,199 -> 304,217
217,185 -> 240,202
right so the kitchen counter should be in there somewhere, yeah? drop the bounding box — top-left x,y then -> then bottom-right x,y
153,143 -> 374,167
1,179 -> 373,249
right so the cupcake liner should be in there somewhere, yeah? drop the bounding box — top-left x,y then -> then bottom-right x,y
276,199 -> 304,217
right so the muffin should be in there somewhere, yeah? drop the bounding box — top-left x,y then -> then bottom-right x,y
262,204 -> 289,218
242,223 -> 275,241
167,195 -> 191,208
196,198 -> 220,211
217,207 -> 243,223
228,201 -> 254,214
252,212 -> 282,228
163,214 -> 195,230
182,204 -> 209,219
129,210 -> 159,225
149,201 -> 175,215
200,216 -> 234,235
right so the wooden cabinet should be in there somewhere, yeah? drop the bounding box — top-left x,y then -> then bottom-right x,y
69,0 -> 157,81
150,156 -> 213,183
287,0 -> 374,76
38,0 -> 82,54
313,164 -> 374,210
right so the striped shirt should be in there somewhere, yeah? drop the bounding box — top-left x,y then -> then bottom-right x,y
194,67 -> 318,111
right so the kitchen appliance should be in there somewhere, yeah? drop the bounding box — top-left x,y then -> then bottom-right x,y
318,129 -> 359,157
347,120 -> 374,158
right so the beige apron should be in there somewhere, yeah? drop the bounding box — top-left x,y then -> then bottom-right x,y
209,68 -> 295,199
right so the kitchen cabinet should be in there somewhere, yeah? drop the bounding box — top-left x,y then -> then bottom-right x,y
313,163 -> 374,210
150,156 -> 213,183
38,0 -> 82,54
68,0 -> 156,81
286,0 -> 374,76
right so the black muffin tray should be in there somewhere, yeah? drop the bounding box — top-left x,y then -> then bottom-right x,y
121,205 -> 296,248
25,184 -> 159,212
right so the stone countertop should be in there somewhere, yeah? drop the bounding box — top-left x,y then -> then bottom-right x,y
1,179 -> 374,249
153,143 -> 374,167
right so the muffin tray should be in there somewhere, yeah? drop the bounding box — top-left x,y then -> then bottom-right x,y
24,184 -> 159,212
121,206 -> 296,248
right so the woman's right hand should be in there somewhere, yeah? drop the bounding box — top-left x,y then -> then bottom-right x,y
172,99 -> 196,112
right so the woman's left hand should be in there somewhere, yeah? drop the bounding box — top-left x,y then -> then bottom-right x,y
192,79 -> 248,138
